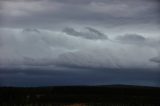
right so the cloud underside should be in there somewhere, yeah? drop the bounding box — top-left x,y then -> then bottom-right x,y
0,0 -> 160,87
0,28 -> 159,70
0,0 -> 159,69
0,0 -> 159,29
0,68 -> 160,87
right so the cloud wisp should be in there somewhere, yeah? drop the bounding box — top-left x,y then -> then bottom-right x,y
62,27 -> 107,40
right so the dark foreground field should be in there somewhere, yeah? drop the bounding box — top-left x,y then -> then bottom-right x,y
0,85 -> 160,106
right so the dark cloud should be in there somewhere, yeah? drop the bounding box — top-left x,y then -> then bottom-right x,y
49,0 -> 160,5
0,68 -> 160,87
0,0 -> 160,87
115,34 -> 160,47
85,27 -> 107,39
116,34 -> 146,43
62,27 -> 107,40
0,0 -> 159,29
150,56 -> 160,63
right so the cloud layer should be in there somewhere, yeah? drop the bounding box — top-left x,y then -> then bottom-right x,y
0,0 -> 159,30
0,0 -> 160,86
0,28 -> 159,69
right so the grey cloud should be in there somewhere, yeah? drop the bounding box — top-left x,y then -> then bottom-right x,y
0,28 -> 159,69
55,44 -> 157,69
150,55 -> 160,69
21,28 -> 82,49
0,67 -> 160,87
0,28 -> 55,64
115,34 -> 160,47
0,0 -> 159,29
48,0 -> 160,5
85,27 -> 107,39
0,36 -> 3,46
62,27 -> 107,40
0,69 -> 160,86
20,57 -> 54,66
62,27 -> 80,37
150,56 -> 160,63
0,0 -> 160,87
116,34 -> 146,42
22,28 -> 40,33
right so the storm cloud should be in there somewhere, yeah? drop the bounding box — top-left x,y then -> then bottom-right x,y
0,28 -> 159,69
0,0 -> 160,86
0,0 -> 159,31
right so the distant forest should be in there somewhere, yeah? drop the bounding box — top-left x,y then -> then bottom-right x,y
0,85 -> 160,106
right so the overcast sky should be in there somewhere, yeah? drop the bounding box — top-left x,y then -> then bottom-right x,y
0,0 -> 160,87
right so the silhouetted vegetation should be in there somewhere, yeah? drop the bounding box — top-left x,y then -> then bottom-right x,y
0,85 -> 160,106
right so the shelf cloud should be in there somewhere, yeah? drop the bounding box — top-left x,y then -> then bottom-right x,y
0,0 -> 159,86
0,28 -> 159,69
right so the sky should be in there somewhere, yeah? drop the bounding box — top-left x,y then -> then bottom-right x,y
0,0 -> 160,87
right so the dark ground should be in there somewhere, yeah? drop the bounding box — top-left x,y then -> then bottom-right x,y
0,85 -> 160,106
